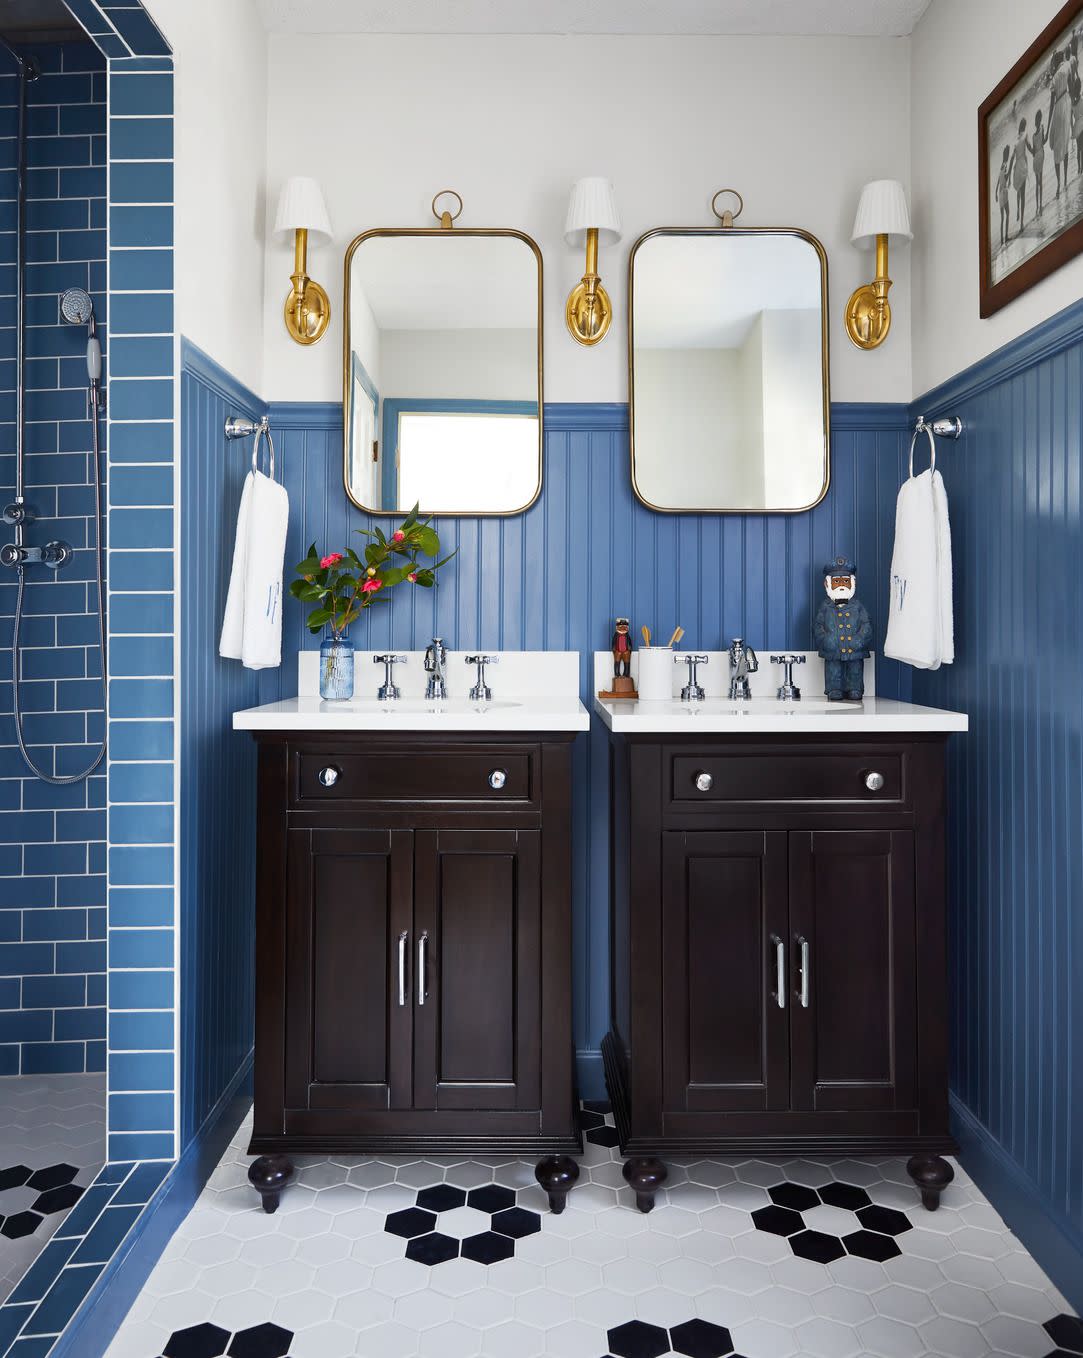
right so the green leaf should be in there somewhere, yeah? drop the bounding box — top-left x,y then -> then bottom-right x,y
373,526 -> 387,546
413,525 -> 439,556
433,549 -> 458,569
364,543 -> 382,566
297,583 -> 327,602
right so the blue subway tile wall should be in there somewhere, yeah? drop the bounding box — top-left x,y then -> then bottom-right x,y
910,297 -> 1083,1279
0,40 -> 107,1076
256,400 -> 913,1083
179,343 -> 260,1150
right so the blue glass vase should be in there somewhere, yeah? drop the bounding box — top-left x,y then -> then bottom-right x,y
319,632 -> 355,701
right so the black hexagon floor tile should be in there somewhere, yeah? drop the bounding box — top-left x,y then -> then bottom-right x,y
33,1182 -> 84,1215
608,1319 -> 671,1358
767,1182 -> 819,1212
0,1165 -> 32,1191
26,1162 -> 79,1192
415,1183 -> 466,1213
843,1228 -> 902,1262
466,1184 -> 516,1214
491,1206 -> 541,1238
1044,1315 -> 1083,1353
790,1229 -> 847,1263
461,1230 -> 515,1264
751,1204 -> 803,1237
585,1125 -> 621,1148
1,1210 -> 42,1240
669,1317 -> 734,1357
405,1231 -> 459,1266
856,1203 -> 912,1236
227,1321 -> 294,1357
384,1206 -> 437,1239
818,1181 -> 870,1211
162,1323 -> 231,1358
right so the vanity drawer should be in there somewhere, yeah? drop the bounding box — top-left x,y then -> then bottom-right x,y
668,748 -> 906,811
293,747 -> 535,808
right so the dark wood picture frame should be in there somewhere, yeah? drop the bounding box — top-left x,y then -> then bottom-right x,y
979,0 -> 1083,318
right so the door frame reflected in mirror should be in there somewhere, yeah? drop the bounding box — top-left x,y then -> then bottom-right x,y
342,226 -> 545,517
628,226 -> 831,515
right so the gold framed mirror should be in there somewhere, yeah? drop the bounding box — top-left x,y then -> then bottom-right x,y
343,213 -> 544,516
629,225 -> 830,514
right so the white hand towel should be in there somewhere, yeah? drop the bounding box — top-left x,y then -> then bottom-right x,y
933,470 -> 954,666
219,470 -> 290,670
884,467 -> 949,670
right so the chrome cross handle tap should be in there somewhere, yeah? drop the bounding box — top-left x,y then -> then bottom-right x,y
374,653 -> 406,701
676,653 -> 709,702
423,637 -> 448,699
727,638 -> 759,700
770,653 -> 806,702
466,654 -> 499,702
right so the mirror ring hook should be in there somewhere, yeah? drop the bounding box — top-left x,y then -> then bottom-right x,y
431,189 -> 464,228
711,188 -> 744,227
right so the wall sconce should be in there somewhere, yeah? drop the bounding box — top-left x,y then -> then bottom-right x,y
845,179 -> 912,350
274,176 -> 333,346
564,177 -> 621,346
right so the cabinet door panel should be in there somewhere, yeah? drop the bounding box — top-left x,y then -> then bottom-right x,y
662,831 -> 789,1113
789,830 -> 917,1113
413,829 -> 541,1113
285,828 -> 413,1112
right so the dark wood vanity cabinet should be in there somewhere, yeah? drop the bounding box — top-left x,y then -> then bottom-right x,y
247,732 -> 581,1209
605,733 -> 956,1211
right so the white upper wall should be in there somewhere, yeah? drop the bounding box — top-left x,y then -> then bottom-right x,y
261,33 -> 912,404
143,0 -> 269,396
910,0 -> 1082,396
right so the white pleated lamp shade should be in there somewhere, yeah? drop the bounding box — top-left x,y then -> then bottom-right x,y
274,176 -> 332,243
851,179 -> 912,245
564,177 -> 621,247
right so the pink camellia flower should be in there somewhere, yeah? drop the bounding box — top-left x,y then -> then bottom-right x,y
392,530 -> 406,542
407,572 -> 417,583
320,552 -> 343,569
361,578 -> 383,593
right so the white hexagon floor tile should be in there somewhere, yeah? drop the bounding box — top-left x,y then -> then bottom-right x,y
101,1101 -> 1081,1358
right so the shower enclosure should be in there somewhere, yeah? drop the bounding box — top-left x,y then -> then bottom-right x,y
0,13 -> 109,1303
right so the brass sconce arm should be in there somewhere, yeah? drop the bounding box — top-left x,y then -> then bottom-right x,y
846,232 -> 893,350
284,226 -> 331,346
566,226 -> 613,346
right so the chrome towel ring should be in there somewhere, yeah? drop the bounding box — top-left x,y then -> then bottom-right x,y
225,414 -> 276,481
909,413 -> 962,477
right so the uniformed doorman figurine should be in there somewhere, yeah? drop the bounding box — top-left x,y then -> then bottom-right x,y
814,557 -> 873,700
611,618 -> 633,680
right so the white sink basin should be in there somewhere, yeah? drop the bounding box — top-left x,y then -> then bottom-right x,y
329,698 -> 522,714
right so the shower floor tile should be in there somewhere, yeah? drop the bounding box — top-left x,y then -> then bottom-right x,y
0,1074 -> 105,1304
103,1102 -> 1078,1358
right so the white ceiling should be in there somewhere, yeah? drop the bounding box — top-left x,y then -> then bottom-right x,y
256,0 -> 932,38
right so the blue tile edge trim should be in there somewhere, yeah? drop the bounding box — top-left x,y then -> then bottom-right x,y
267,400 -> 910,435
915,293 -> 1083,413
180,337 -> 265,417
44,1053 -> 253,1358
951,1093 -> 1083,1314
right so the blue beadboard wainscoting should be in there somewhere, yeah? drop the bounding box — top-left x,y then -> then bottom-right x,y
257,396 -> 915,1094
910,297 -> 1083,1309
0,41 -> 108,1078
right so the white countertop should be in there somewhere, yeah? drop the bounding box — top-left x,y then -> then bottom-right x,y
593,693 -> 968,734
234,695 -> 589,732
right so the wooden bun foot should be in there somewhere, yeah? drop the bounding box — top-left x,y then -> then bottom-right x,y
906,1153 -> 954,1211
622,1156 -> 668,1212
534,1154 -> 580,1213
248,1154 -> 294,1213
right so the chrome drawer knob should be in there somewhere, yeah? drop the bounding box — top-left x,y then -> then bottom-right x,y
865,770 -> 885,792
694,771 -> 713,792
488,769 -> 507,790
317,766 -> 340,788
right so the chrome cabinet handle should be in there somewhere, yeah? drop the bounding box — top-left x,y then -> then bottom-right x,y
694,771 -> 713,792
797,936 -> 810,1008
417,930 -> 428,1005
317,765 -> 340,787
397,930 -> 408,1007
488,769 -> 507,790
865,770 -> 885,792
771,935 -> 786,1009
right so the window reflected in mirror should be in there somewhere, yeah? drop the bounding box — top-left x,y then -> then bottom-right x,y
344,231 -> 543,515
630,230 -> 829,513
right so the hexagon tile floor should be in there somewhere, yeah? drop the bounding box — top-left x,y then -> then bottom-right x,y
103,1102 -> 1079,1358
0,1074 -> 104,1304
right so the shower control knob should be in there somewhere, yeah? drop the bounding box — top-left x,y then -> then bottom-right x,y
694,771 -> 714,792
0,543 -> 28,567
2,502 -> 31,525
42,541 -> 72,570
317,766 -> 340,788
865,770 -> 885,792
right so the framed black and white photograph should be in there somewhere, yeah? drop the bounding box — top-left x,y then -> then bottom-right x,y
979,0 -> 1083,317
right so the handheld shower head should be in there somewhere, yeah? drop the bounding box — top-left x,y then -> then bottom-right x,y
60,287 -> 94,327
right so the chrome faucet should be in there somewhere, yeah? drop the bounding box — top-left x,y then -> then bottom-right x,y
466,654 -> 499,702
727,638 -> 759,700
374,653 -> 406,701
676,653 -> 708,702
423,637 -> 448,700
